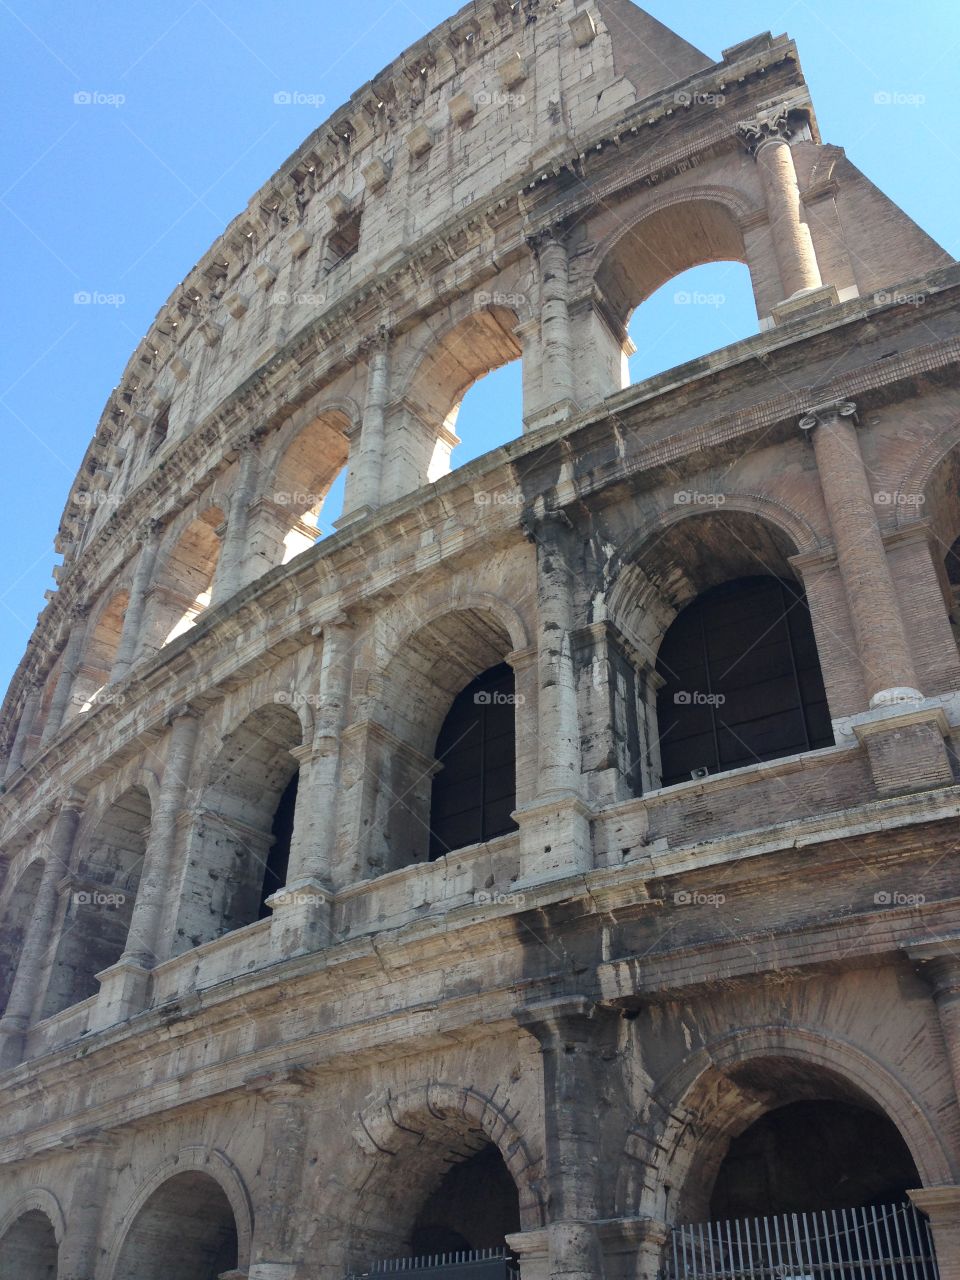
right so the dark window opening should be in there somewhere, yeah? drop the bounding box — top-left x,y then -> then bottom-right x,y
326,212 -> 361,271
258,769 -> 298,918
429,663 -> 518,860
655,576 -> 832,788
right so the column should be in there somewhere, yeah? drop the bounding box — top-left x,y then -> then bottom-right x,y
2,680 -> 41,781
109,519 -> 164,681
799,401 -> 920,706
269,618 -> 356,956
0,789 -> 85,1067
737,110 -> 823,302
246,1067 -> 312,1280
514,514 -> 591,880
907,946 -> 960,1106
211,428 -> 264,604
529,228 -> 577,423
92,708 -> 201,1027
908,1188 -> 960,1280
799,401 -> 953,793
58,1131 -> 115,1280
39,608 -> 89,746
517,998 -> 618,1280
340,327 -> 389,522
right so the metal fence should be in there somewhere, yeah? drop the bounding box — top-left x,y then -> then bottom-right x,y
347,1246 -> 519,1280
668,1201 -> 938,1280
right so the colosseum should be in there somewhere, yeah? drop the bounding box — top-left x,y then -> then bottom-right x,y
1,2 -> 959,1278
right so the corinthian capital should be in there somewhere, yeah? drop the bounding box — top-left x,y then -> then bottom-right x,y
736,108 -> 794,156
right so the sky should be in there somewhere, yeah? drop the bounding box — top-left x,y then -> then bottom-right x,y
1,0 -> 958,699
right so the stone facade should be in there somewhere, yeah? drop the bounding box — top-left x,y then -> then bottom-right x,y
1,2 -> 959,1279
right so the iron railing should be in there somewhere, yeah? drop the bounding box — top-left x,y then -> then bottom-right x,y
347,1247 -> 519,1280
668,1201 -> 937,1280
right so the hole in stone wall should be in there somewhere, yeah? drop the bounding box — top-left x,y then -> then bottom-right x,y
447,359 -> 523,473
326,211 -> 362,271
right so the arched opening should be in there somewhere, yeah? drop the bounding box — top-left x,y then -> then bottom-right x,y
595,199 -> 764,390
41,784 -> 150,1017
0,1209 -> 58,1279
429,663 -> 518,860
0,859 -> 45,1012
360,609 -> 516,876
175,703 -> 302,951
390,306 -> 522,500
710,1099 -> 920,1220
443,358 -> 523,472
655,576 -> 832,787
409,1144 -> 522,1260
113,1171 -> 238,1280
68,587 -> 129,716
142,510 -> 224,655
261,412 -> 350,567
626,261 -> 759,384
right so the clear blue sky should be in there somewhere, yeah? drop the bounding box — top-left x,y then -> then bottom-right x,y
2,0 -> 958,699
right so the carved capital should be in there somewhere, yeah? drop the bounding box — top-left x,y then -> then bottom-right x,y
525,222 -> 571,258
798,399 -> 858,434
736,108 -> 794,156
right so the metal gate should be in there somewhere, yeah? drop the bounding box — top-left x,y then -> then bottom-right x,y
668,1202 -> 938,1280
347,1246 -> 519,1280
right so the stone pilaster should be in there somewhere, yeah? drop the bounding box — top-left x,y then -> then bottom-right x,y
737,109 -> 824,304
517,998 -> 618,1280
39,608 -> 89,746
0,788 -> 86,1067
527,228 -> 578,426
341,327 -> 389,522
58,1130 -> 115,1280
94,707 -> 201,1026
110,519 -> 164,680
246,1067 -> 313,1280
514,513 -> 591,881
905,943 -> 960,1108
2,680 -> 41,781
211,429 -> 264,603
